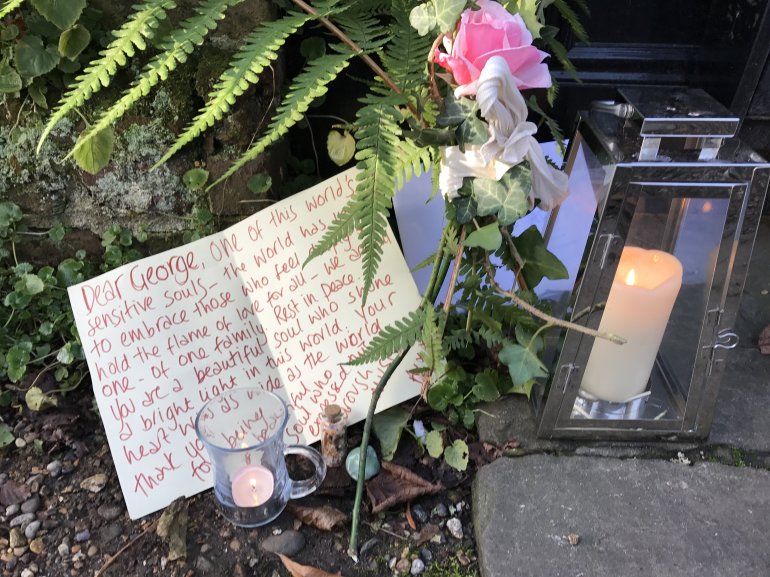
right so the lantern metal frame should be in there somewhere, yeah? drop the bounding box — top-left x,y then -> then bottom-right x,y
534,88 -> 769,440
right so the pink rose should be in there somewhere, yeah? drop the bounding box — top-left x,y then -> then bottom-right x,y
434,0 -> 551,97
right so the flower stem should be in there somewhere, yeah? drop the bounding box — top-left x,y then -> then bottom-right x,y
348,347 -> 410,560
483,258 -> 627,345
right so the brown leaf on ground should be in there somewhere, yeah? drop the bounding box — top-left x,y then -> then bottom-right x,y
156,498 -> 189,561
759,324 -> 770,354
405,502 -> 417,530
412,523 -> 439,546
366,461 -> 443,514
286,504 -> 348,531
278,554 -> 343,577
314,467 -> 353,497
0,480 -> 32,506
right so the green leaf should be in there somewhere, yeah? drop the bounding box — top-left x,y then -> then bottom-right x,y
327,130 -> 355,167
427,379 -> 455,412
0,61 -> 23,93
0,0 -> 25,20
508,0 -> 543,38
372,406 -> 411,461
434,0 -> 465,32
472,370 -> 501,402
6,344 -> 31,382
27,81 -> 47,108
299,36 -> 326,60
425,429 -> 444,458
58,24 -> 91,59
0,422 -> 14,448
1,23 -> 20,41
419,306 -> 444,374
348,308 -> 426,366
30,0 -> 86,30
444,439 -> 469,471
0,202 -> 22,230
57,258 -> 84,286
247,173 -> 272,194
513,225 -> 568,288
452,196 -> 476,224
25,386 -> 58,411
22,274 -> 45,295
456,115 -> 488,150
498,342 -> 547,389
437,93 -> 477,127
497,165 -> 531,225
409,2 -> 436,36
182,168 -> 209,191
73,125 -> 114,174
472,178 -> 506,217
465,223 -> 502,251
48,222 -> 65,242
14,35 -> 60,78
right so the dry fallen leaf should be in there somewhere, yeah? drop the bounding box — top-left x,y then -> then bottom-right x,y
412,523 -> 439,546
405,502 -> 417,530
366,461 -> 443,514
286,504 -> 348,531
156,498 -> 189,561
278,554 -> 343,577
0,480 -> 32,506
759,324 -> 770,355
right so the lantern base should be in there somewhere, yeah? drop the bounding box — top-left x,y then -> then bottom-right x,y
572,391 -> 650,420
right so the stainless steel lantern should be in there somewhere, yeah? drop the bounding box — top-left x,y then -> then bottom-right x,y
535,87 -> 769,440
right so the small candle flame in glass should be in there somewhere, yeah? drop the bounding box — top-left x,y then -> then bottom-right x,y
625,268 -> 636,286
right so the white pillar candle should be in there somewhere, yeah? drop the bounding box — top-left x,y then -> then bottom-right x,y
581,247 -> 683,403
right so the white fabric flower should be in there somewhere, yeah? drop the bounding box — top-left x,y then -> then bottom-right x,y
439,55 -> 568,211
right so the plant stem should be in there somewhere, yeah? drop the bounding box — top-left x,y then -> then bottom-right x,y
483,258 -> 627,345
290,0 -> 422,123
348,347 -> 410,560
501,227 -> 529,293
441,227 -> 466,316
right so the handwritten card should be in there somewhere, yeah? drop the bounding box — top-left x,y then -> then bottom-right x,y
69,169 -> 422,519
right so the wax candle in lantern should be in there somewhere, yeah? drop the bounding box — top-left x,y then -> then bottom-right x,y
581,246 -> 683,403
231,464 -> 274,507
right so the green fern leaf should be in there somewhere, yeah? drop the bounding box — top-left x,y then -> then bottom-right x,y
346,307 -> 426,365
155,9 -> 319,167
207,50 -> 352,189
553,0 -> 588,43
380,0 -> 434,94
37,0 -> 175,153
66,0 -> 240,161
420,306 -> 445,374
0,0 -> 25,19
527,95 -> 565,157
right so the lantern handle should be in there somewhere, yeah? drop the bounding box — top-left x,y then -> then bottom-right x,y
714,329 -> 739,350
591,100 -> 636,119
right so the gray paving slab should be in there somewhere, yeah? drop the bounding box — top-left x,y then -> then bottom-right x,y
473,455 -> 770,577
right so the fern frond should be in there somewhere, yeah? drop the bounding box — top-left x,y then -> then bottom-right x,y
331,9 -> 391,53
420,306 -> 444,374
37,0 -> 176,154
380,0 -> 434,94
206,50 -> 353,189
0,0 -> 24,19
527,95 -> 566,158
304,199 -> 359,266
476,326 -> 505,348
347,307 -> 426,365
545,36 -> 578,82
66,0 -> 240,161
154,10 -> 312,167
553,0 -> 589,43
444,329 -> 472,352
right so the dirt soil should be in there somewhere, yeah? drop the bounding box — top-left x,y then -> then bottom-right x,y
1,388 -> 482,577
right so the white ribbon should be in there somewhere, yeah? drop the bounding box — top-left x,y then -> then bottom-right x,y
439,56 -> 568,211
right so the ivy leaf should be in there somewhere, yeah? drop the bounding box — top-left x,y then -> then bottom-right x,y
452,196 -> 476,224
182,168 -> 209,191
247,173 -> 272,194
472,178 -> 506,217
327,130 -> 355,166
513,225 -> 568,288
472,370 -> 501,402
0,61 -> 23,93
14,35 -> 60,79
455,115 -> 488,151
437,93 -> 477,127
434,0 -> 466,32
465,223 -> 502,251
444,439 -> 469,471
30,0 -> 86,30
73,126 -> 114,174
0,423 -> 14,449
25,386 -> 59,411
497,165 -> 531,225
372,406 -> 411,461
409,2 -> 437,36
58,24 -> 91,59
425,430 -> 444,458
498,342 -> 547,389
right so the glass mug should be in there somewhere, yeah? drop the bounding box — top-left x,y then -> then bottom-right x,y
195,387 -> 326,527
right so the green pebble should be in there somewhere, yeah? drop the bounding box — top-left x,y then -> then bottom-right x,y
345,445 -> 380,481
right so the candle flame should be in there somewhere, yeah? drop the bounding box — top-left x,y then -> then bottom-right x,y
250,478 -> 258,491
625,268 -> 636,286
703,201 -> 713,213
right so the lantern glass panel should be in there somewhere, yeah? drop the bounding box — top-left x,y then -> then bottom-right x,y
568,186 -> 731,423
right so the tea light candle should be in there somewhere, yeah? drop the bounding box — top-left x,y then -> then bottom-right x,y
231,465 -> 274,507
581,247 -> 683,403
